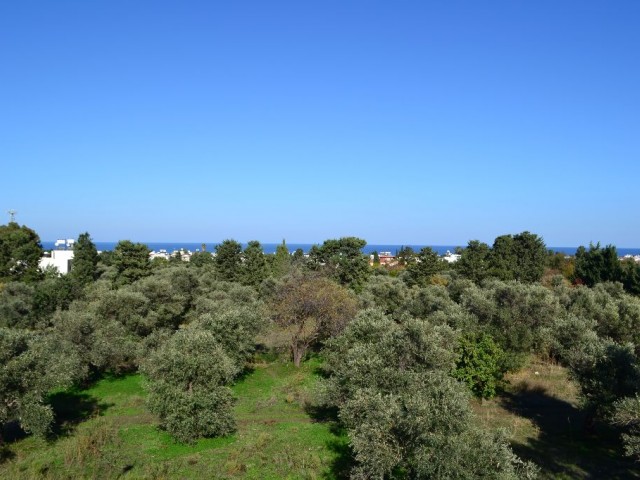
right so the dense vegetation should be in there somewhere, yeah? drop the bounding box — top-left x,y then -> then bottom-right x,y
1,224 -> 640,478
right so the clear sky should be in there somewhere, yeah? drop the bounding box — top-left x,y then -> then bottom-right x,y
1,1 -> 638,246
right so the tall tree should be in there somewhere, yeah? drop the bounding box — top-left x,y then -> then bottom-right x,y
512,231 -> 547,283
70,232 -> 99,286
190,250 -> 214,268
271,239 -> 291,278
112,240 -> 151,286
456,240 -> 492,283
396,246 -> 415,266
490,231 -> 546,283
0,222 -> 43,283
403,246 -> 444,286
574,243 -> 622,287
240,240 -> 268,287
308,237 -> 370,292
214,239 -> 242,283
490,234 -> 517,281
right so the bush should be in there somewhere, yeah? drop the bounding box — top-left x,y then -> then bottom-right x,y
453,333 -> 507,399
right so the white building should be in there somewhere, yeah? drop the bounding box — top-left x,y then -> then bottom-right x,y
40,249 -> 74,275
442,250 -> 461,263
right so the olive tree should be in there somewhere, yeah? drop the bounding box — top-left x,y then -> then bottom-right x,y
141,327 -> 238,443
613,394 -> 640,461
320,309 -> 537,479
0,328 -> 83,442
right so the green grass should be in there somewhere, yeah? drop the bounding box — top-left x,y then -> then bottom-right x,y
4,355 -> 637,479
0,357 -> 350,479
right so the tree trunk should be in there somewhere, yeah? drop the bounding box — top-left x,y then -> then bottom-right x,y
292,345 -> 305,368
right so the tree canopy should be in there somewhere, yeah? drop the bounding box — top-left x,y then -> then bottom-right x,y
0,222 -> 43,283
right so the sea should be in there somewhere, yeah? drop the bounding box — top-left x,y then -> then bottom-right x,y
41,242 -> 640,257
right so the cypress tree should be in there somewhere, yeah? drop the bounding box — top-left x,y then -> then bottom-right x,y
70,232 -> 99,286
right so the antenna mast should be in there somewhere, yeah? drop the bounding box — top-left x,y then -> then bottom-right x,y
7,210 -> 17,223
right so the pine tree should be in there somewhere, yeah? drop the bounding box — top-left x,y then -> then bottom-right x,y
272,239 -> 291,278
241,241 -> 268,287
214,239 -> 242,282
70,232 -> 99,286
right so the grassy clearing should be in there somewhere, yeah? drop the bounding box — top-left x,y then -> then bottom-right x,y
3,355 -> 638,479
0,357 -> 350,479
472,357 -> 640,479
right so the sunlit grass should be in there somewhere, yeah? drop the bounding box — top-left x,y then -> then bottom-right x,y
0,356 -> 349,479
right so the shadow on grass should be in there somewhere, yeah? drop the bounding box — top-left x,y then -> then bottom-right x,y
0,444 -> 16,464
1,420 -> 24,464
47,390 -> 112,439
305,404 -> 354,479
501,383 -> 639,479
235,365 -> 256,383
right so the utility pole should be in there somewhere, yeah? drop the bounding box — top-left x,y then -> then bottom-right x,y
7,210 -> 17,223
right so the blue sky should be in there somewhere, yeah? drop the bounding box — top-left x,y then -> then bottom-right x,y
1,1 -> 638,246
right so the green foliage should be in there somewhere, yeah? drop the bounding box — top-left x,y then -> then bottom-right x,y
459,280 -> 560,367
612,394 -> 640,461
563,283 -> 640,349
193,305 -> 265,366
0,278 -> 79,328
359,275 -> 410,318
453,333 -> 507,399
321,309 -> 534,478
32,275 -> 79,319
142,328 -> 238,443
308,237 -> 370,292
112,240 -> 151,286
567,339 -> 640,417
189,250 -> 214,267
490,231 -> 547,283
240,240 -> 268,287
0,222 -> 43,283
292,247 -> 305,264
456,240 -> 492,283
621,259 -> 640,295
0,282 -> 34,328
131,269 -> 193,331
93,286 -> 152,336
0,328 -> 83,437
70,232 -> 99,287
271,239 -> 291,278
405,284 -> 455,320
574,243 -> 622,287
214,239 -> 242,282
395,246 -> 415,266
402,246 -> 445,287
52,306 -> 138,374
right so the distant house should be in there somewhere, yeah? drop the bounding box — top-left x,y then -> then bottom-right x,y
442,250 -> 461,263
40,249 -> 74,275
370,251 -> 397,266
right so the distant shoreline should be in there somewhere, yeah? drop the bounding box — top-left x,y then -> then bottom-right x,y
40,241 -> 640,257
